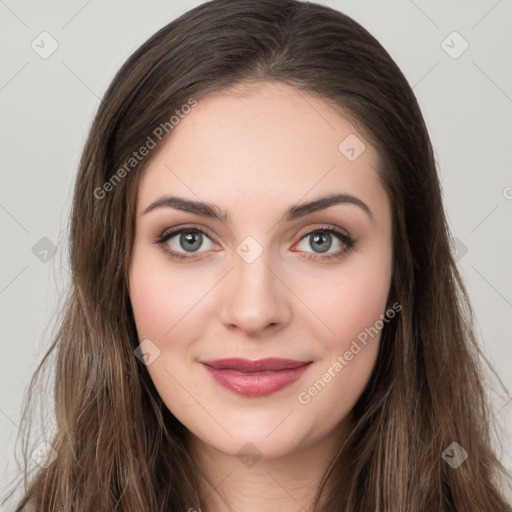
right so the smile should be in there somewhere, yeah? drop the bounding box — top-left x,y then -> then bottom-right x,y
200,358 -> 314,397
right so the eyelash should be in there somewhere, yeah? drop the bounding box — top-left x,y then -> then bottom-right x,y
153,224 -> 356,263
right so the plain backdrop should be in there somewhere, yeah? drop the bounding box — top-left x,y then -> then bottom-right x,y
1,0 -> 511,506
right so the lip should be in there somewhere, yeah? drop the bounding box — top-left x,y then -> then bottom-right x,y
200,358 -> 313,397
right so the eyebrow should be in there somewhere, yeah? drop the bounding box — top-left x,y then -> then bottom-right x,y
142,192 -> 373,222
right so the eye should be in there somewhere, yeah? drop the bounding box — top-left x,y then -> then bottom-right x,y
292,226 -> 355,261
154,224 -> 356,263
154,225 -> 220,261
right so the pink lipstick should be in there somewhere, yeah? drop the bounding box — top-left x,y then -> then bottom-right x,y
200,358 -> 313,397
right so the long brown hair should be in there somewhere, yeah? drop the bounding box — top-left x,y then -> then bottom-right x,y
4,0 -> 511,510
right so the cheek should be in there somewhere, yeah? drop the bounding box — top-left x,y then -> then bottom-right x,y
295,267 -> 391,427
129,249 -> 210,340
292,252 -> 391,410
129,264 -> 169,338
301,254 -> 392,352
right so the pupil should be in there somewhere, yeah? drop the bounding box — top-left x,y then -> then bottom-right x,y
311,232 -> 331,253
180,231 -> 202,252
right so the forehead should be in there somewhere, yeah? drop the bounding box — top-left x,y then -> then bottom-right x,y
136,81 -> 387,219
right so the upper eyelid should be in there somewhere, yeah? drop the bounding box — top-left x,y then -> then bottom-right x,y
159,224 -> 217,242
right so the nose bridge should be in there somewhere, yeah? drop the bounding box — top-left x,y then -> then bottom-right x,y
219,243 -> 290,333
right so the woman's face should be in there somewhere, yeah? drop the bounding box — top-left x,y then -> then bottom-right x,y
129,81 -> 393,460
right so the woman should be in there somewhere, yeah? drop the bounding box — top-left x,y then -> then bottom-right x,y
5,0 -> 511,510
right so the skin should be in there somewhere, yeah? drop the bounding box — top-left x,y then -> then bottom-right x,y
128,81 -> 393,512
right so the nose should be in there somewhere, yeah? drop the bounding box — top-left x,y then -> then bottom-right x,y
218,249 -> 292,336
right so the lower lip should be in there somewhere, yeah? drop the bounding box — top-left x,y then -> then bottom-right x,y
202,363 -> 313,397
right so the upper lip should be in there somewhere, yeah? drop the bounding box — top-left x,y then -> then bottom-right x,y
200,358 -> 312,373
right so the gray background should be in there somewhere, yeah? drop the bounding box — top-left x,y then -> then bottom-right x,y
1,0 -> 511,506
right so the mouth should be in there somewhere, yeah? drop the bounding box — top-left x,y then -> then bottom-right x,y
200,358 -> 313,397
